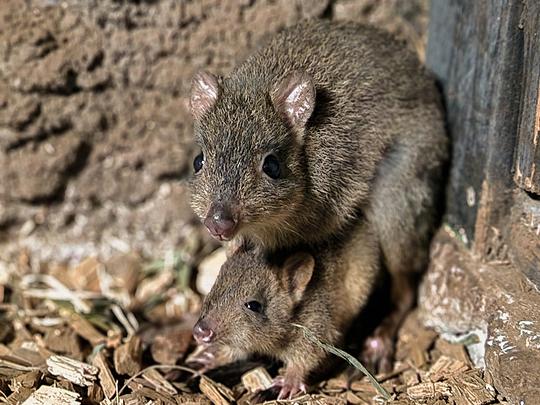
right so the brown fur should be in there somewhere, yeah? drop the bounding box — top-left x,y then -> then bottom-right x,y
195,219 -> 380,390
189,20 -> 447,252
189,20 -> 448,370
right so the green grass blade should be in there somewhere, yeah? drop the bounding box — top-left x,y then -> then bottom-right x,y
292,323 -> 391,400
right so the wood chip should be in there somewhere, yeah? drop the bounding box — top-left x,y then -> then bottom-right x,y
7,345 -> 46,368
350,379 -> 377,393
5,386 -> 32,403
116,393 -> 147,405
323,373 -> 349,392
135,269 -> 174,304
428,355 -> 469,382
241,366 -> 273,393
92,350 -> 116,399
68,313 -> 106,346
133,386 -> 177,404
22,385 -> 80,405
346,390 -> 368,404
407,381 -> 452,400
448,370 -> 495,405
434,338 -> 472,366
87,383 -> 104,403
113,336 -> 142,376
402,369 -> 419,386
105,252 -> 142,294
150,324 -> 193,365
396,315 -> 437,367
199,375 -> 235,405
409,330 -> 437,368
10,370 -> 42,390
46,355 -> 98,387
142,368 -> 177,395
44,327 -> 81,358
175,393 -> 212,404
262,394 -> 347,404
69,257 -> 101,293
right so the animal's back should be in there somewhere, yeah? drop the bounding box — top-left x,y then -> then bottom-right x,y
229,20 -> 445,242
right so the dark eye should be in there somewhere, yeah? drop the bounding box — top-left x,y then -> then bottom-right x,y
244,300 -> 263,313
262,154 -> 281,179
193,152 -> 204,173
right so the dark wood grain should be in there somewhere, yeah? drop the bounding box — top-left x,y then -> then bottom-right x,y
426,0 -> 524,249
514,0 -> 540,195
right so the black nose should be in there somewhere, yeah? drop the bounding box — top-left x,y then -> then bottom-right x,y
204,204 -> 237,240
193,319 -> 214,344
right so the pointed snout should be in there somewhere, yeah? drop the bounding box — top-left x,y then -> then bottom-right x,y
203,203 -> 238,241
193,318 -> 215,344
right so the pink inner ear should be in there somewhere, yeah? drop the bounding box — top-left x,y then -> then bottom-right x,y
271,71 -> 315,130
285,82 -> 315,125
190,71 -> 219,120
283,252 -> 315,300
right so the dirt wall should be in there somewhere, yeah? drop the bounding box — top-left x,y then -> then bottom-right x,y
0,0 -> 428,262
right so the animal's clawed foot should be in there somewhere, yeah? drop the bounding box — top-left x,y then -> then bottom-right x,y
361,326 -> 395,374
272,375 -> 307,400
185,345 -> 217,373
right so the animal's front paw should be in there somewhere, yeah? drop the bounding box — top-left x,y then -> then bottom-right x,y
272,375 -> 307,400
185,345 -> 218,372
361,325 -> 395,374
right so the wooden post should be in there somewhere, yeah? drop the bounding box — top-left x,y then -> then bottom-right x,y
426,0 -> 524,252
427,0 -> 539,284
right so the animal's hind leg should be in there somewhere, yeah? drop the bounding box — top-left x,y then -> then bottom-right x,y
362,120 -> 447,372
361,272 -> 417,373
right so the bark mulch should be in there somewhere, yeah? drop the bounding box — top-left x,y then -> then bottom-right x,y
0,247 -> 506,404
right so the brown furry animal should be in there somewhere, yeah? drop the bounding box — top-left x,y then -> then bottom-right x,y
192,219 -> 379,399
189,20 -> 447,370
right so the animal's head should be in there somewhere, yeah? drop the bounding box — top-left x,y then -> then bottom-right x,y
193,248 -> 315,356
188,70 -> 316,246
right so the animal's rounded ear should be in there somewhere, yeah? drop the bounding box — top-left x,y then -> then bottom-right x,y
190,71 -> 220,120
270,70 -> 316,134
282,252 -> 315,303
